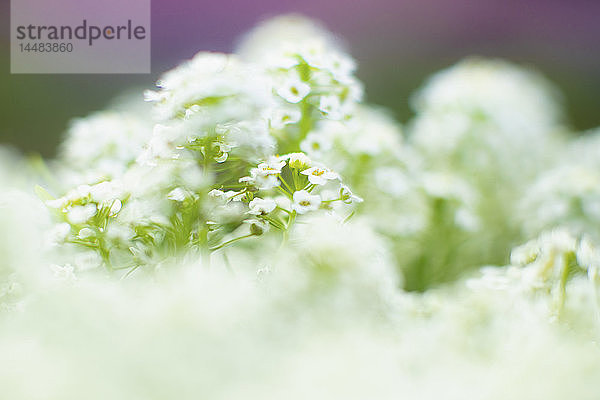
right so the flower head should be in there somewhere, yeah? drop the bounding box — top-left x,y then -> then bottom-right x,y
301,166 -> 339,185
285,153 -> 312,171
292,190 -> 321,214
248,198 -> 277,215
276,76 -> 311,104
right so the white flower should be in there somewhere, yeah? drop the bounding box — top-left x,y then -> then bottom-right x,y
300,133 -> 332,157
167,188 -> 187,202
105,223 -> 135,242
208,189 -> 226,199
255,158 -> 286,176
318,95 -> 343,119
67,204 -> 97,224
292,190 -> 321,214
269,107 -> 302,129
577,236 -> 600,271
539,228 -> 577,254
276,76 -> 310,103
59,112 -> 149,181
48,222 -> 71,244
212,142 -> 232,163
340,185 -> 363,204
240,174 -> 280,190
109,199 -> 122,216
248,198 -> 277,215
224,191 -> 244,202
510,239 -> 540,266
89,180 -> 124,204
301,166 -> 339,185
45,197 -> 68,210
78,227 -> 94,239
274,195 -> 292,210
323,52 -> 356,81
65,185 -> 92,202
241,158 -> 286,190
244,218 -> 270,235
285,152 -> 312,170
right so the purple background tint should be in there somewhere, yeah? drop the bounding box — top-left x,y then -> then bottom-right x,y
150,0 -> 600,66
1,0 -> 600,155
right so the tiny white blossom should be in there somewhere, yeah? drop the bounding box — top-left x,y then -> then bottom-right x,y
45,197 -> 68,210
78,227 -> 94,239
318,95 -> 343,119
244,218 -> 270,236
256,158 -> 286,176
208,189 -> 226,199
248,198 -> 277,215
48,222 -> 71,244
167,188 -> 187,202
67,204 -> 97,224
300,133 -> 332,157
340,185 -> 363,204
285,152 -> 312,170
577,236 -> 600,271
212,142 -> 232,163
292,190 -> 321,214
240,173 -> 280,190
109,199 -> 122,216
89,181 -> 124,204
269,107 -> 302,129
224,191 -> 244,202
510,239 -> 540,266
276,77 -> 310,103
301,166 -> 339,185
64,185 -> 92,203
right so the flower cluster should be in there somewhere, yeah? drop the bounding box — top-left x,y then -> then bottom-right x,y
238,15 -> 363,152
37,18 -> 364,277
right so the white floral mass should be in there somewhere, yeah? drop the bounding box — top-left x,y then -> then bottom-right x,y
1,14 -> 600,400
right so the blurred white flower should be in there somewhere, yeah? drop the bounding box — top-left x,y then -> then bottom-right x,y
66,204 -> 97,224
276,76 -> 311,103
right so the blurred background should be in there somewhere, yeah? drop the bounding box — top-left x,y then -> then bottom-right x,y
1,0 -> 599,157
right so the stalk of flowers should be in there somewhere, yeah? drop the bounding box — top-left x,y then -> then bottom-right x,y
518,129 -> 600,240
391,59 -> 568,290
54,111 -> 151,189
42,180 -> 129,271
468,228 -> 600,334
237,15 -> 363,154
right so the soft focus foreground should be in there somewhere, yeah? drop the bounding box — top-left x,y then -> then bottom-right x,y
1,15 -> 600,399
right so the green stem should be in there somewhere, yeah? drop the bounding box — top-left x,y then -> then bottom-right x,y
279,175 -> 295,195
277,206 -> 292,215
557,252 -> 575,317
292,168 -> 300,191
298,99 -> 312,144
263,215 -> 286,230
210,234 -> 254,251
